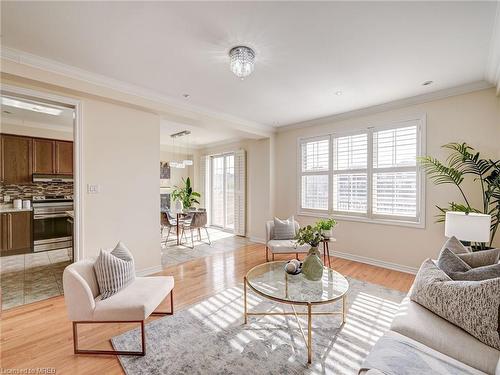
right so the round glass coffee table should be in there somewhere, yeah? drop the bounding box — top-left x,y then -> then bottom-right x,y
244,261 -> 349,364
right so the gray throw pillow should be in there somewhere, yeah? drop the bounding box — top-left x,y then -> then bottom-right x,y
410,259 -> 500,350
449,263 -> 500,281
94,241 -> 136,300
458,248 -> 500,268
441,236 -> 470,255
437,248 -> 471,274
273,216 -> 296,240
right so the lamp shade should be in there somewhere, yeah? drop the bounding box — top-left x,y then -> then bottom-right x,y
444,211 -> 491,242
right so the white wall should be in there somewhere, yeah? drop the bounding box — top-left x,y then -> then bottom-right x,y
275,88 -> 500,270
2,76 -> 162,273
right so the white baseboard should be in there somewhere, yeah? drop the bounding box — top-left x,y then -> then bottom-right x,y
331,250 -> 418,275
136,264 -> 164,276
248,236 -> 266,244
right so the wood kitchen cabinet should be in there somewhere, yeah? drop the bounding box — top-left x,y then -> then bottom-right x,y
55,141 -> 73,175
0,134 -> 33,184
0,211 -> 32,256
33,138 -> 55,174
0,134 -> 73,182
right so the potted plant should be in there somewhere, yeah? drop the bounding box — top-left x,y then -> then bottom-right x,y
419,142 -> 500,250
316,217 -> 337,239
171,177 -> 201,211
295,225 -> 324,281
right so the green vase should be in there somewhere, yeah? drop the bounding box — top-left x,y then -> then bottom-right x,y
302,247 -> 324,281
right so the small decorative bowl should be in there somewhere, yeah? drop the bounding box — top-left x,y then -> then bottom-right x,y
285,259 -> 303,275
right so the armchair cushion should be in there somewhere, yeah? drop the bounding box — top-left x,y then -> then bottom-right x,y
93,276 -> 174,321
267,240 -> 311,254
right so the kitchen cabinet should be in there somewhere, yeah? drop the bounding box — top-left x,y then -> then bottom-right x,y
55,141 -> 73,175
0,211 -> 32,255
33,138 -> 55,174
0,134 -> 73,182
0,134 -> 33,184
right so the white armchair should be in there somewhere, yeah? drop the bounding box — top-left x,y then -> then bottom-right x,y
265,220 -> 311,261
63,259 -> 174,356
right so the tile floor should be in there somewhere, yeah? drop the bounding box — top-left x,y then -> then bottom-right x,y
1,249 -> 72,310
161,226 -> 253,267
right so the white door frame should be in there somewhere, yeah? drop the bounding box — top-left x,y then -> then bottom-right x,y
1,84 -> 84,261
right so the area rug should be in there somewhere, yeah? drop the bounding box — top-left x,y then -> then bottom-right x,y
112,278 -> 406,374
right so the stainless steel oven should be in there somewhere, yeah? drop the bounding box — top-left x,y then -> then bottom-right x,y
33,196 -> 73,252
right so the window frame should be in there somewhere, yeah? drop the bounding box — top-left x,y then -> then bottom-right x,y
297,115 -> 426,228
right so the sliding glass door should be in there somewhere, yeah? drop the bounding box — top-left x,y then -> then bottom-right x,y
210,153 -> 234,230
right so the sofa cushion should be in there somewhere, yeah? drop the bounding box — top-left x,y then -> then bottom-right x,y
442,236 -> 470,254
458,248 -> 500,268
93,276 -> 174,321
273,216 -> 296,240
361,331 -> 487,375
267,240 -> 311,254
391,295 -> 499,374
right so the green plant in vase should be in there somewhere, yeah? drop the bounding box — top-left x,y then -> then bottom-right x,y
171,177 -> 201,210
295,225 -> 324,281
316,217 -> 337,239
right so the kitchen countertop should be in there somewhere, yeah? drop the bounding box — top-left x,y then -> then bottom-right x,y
0,205 -> 33,213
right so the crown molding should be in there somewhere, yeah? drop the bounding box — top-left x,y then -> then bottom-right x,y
486,1 -> 500,95
1,47 -> 274,136
277,80 -> 494,132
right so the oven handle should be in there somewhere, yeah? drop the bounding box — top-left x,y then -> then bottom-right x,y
34,213 -> 70,219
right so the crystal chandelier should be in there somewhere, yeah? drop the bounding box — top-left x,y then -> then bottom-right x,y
229,46 -> 255,79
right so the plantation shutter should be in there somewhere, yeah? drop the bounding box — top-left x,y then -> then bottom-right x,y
300,137 -> 330,211
332,133 -> 368,214
372,123 -> 418,219
234,149 -> 246,236
199,155 -> 210,222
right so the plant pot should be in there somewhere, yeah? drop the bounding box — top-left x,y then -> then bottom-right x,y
302,247 -> 324,281
321,229 -> 333,239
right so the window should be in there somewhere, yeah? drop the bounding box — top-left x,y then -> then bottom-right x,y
299,137 -> 329,211
210,153 -> 235,230
298,117 -> 425,226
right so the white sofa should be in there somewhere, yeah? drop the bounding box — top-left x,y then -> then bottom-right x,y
360,289 -> 500,374
265,220 -> 311,261
63,259 -> 174,356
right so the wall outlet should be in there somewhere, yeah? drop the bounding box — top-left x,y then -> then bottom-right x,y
87,184 -> 100,194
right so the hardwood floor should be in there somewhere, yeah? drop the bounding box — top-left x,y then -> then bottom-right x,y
0,242 -> 414,374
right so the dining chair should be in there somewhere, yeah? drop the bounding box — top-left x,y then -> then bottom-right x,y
161,209 -> 178,244
180,211 -> 211,248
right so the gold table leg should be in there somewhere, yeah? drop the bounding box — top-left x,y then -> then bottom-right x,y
307,303 -> 312,364
342,294 -> 347,324
244,276 -> 248,324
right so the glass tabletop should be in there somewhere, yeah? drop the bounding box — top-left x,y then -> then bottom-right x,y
245,261 -> 349,305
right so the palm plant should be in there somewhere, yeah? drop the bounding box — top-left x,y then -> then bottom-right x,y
419,142 -> 500,247
171,177 -> 200,209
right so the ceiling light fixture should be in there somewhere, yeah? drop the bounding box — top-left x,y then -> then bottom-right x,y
229,46 -> 255,79
170,130 -> 193,168
1,97 -> 63,116
422,80 -> 433,86
335,91 -> 343,96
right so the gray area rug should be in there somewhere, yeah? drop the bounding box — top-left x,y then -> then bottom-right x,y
112,278 -> 405,374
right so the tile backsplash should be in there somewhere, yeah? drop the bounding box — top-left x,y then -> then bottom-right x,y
0,182 -> 73,203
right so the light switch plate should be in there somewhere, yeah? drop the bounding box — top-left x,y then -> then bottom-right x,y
87,184 -> 100,194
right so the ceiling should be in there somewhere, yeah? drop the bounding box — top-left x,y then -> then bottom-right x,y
1,1 -> 498,129
1,96 -> 74,132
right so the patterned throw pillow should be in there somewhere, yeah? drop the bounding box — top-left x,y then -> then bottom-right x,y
94,241 -> 136,300
458,248 -> 500,268
438,248 -> 500,281
273,216 -> 296,240
410,259 -> 500,350
441,236 -> 470,255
